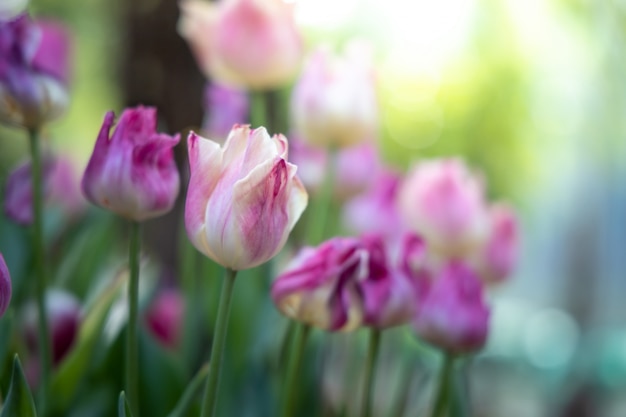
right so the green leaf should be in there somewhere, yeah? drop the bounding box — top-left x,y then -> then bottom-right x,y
0,355 -> 37,417
166,363 -> 209,417
118,392 -> 133,417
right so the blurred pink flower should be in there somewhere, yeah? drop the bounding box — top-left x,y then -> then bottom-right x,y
4,155 -> 85,225
23,289 -> 81,365
202,82 -> 249,141
0,14 -> 71,129
145,289 -> 184,349
289,138 -> 380,199
291,43 -> 378,149
0,253 -> 11,318
478,203 -> 519,284
413,261 -> 490,354
185,125 -> 308,270
0,0 -> 28,22
178,0 -> 302,90
398,159 -> 488,256
82,107 -> 180,221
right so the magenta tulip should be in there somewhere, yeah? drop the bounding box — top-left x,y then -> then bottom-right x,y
185,125 -> 308,270
82,106 -> 180,221
0,253 -> 11,318
479,203 -> 520,284
145,289 -> 184,349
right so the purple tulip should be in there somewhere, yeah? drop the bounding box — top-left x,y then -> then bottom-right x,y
4,155 -> 85,225
0,253 -> 11,318
82,106 -> 181,221
202,82 -> 249,141
185,125 -> 308,270
478,203 -> 519,284
145,289 -> 184,349
413,261 -> 490,354
0,14 -> 70,129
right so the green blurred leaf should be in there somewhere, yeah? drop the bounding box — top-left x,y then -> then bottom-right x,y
118,392 -> 133,417
0,355 -> 37,417
166,363 -> 209,417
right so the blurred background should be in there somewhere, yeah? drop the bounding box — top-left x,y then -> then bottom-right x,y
1,0 -> 626,416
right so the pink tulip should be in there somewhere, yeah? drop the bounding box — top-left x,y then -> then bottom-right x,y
291,43 -> 378,148
4,155 -> 85,225
398,159 -> 488,256
145,289 -> 184,349
185,125 -> 308,270
0,14 -> 70,129
0,253 -> 11,318
478,204 -> 519,284
23,289 -> 81,365
0,0 -> 28,21
202,82 -> 249,141
271,237 -> 368,331
178,0 -> 302,90
413,262 -> 490,354
82,107 -> 181,221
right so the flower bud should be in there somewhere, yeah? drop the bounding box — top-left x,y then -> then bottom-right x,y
23,289 -> 81,364
398,159 -> 488,256
0,0 -> 28,22
185,125 -> 308,270
4,155 -> 85,225
178,0 -> 302,90
271,237 -> 368,331
82,106 -> 181,221
0,253 -> 11,318
0,15 -> 71,129
291,43 -> 378,148
478,204 -> 519,284
145,289 -> 184,349
202,82 -> 249,141
413,262 -> 490,354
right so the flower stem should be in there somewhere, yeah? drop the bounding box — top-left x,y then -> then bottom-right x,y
431,352 -> 455,417
280,323 -> 311,417
360,329 -> 381,417
306,150 -> 336,245
200,267 -> 238,417
28,128 -> 51,417
250,90 -> 270,131
126,221 -> 141,417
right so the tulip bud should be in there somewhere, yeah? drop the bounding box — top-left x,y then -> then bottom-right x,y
291,43 -> 378,149
145,289 -> 184,349
398,159 -> 488,256
23,289 -> 81,364
185,125 -> 308,270
202,82 -> 249,141
4,155 -> 85,225
82,106 -> 181,221
413,262 -> 490,354
178,0 -> 302,90
478,204 -> 519,284
0,253 -> 11,318
271,237 -> 368,331
0,15 -> 71,129
0,0 -> 28,22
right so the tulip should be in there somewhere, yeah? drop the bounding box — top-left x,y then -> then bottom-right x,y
145,289 -> 184,349
202,82 -> 249,141
23,289 -> 81,365
398,159 -> 488,256
82,106 -> 181,221
4,155 -> 85,225
291,43 -> 378,149
0,0 -> 28,22
0,253 -> 11,318
178,0 -> 302,90
0,15 -> 71,129
413,262 -> 490,354
478,203 -> 519,284
271,237 -> 368,331
185,125 -> 308,270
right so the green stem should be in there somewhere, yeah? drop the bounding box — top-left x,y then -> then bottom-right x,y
360,329 -> 381,417
250,90 -> 269,131
200,268 -> 238,417
431,352 -> 455,417
126,221 -> 141,417
28,128 -> 51,417
280,323 -> 311,417
306,150 -> 336,245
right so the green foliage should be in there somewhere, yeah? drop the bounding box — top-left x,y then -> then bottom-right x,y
0,356 -> 37,417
